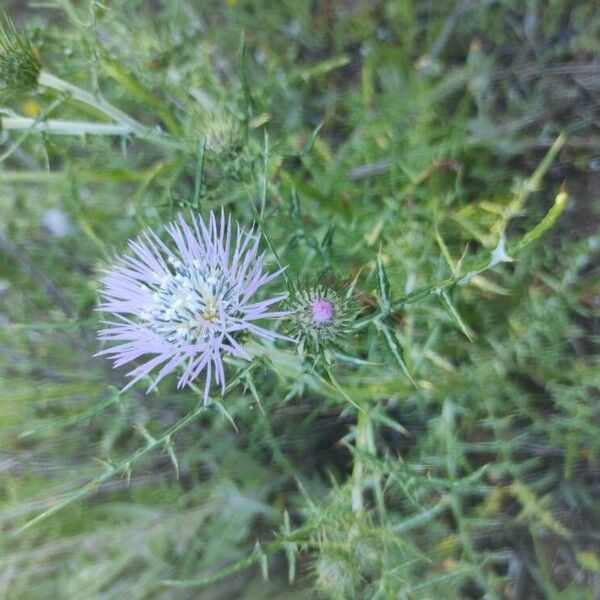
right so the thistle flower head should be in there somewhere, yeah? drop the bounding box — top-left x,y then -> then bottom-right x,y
187,107 -> 244,162
0,16 -> 41,101
287,282 -> 355,356
204,109 -> 244,158
97,211 -> 289,403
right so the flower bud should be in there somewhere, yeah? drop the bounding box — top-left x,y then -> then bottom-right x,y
315,550 -> 358,599
286,283 -> 355,356
187,107 -> 244,162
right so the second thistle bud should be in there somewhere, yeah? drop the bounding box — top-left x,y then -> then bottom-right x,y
314,550 -> 358,600
0,16 -> 41,101
204,109 -> 244,159
187,107 -> 245,163
286,283 -> 355,357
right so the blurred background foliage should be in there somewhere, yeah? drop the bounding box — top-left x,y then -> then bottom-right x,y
0,0 -> 599,598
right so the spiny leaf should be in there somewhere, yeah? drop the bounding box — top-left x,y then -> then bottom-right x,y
379,319 -> 416,388
376,253 -> 391,313
164,435 -> 180,479
438,289 -> 475,342
210,398 -> 238,432
192,138 -> 206,209
243,371 -> 266,415
136,425 -> 157,445
370,409 -> 410,436
435,228 -> 456,272
162,543 -> 264,588
392,497 -> 451,533
258,541 -> 269,581
323,366 -> 366,414
16,402 -> 209,534
511,187 -> 569,254
320,221 -> 335,252
237,30 -> 253,118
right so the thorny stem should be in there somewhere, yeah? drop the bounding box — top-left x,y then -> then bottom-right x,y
15,401 -> 209,534
352,132 -> 568,331
14,355 -> 272,534
162,521 -> 315,589
37,70 -> 185,150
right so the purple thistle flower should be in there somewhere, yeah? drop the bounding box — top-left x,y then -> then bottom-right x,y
96,210 -> 289,403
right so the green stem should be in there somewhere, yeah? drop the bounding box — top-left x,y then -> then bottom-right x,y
0,96 -> 65,164
162,520 -> 317,588
358,132 -> 567,315
2,116 -> 132,136
38,70 -> 185,150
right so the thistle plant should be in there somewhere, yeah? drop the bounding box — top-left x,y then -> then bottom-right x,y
97,210 -> 289,402
4,4 -> 592,598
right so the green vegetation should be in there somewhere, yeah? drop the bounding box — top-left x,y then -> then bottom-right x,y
0,1 -> 598,598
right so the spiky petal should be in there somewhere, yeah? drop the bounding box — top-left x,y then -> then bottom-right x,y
97,211 -> 289,403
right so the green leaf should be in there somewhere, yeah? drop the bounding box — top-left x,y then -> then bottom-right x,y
379,319 -> 416,387
283,121 -> 324,158
258,541 -> 269,581
438,289 -> 475,342
163,435 -> 179,479
435,228 -> 456,272
511,188 -> 569,254
369,409 -> 410,436
376,253 -> 391,312
237,30 -> 253,118
320,221 -> 335,252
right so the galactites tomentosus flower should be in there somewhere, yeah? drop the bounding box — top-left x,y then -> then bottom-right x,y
0,15 -> 41,101
286,282 -> 356,358
96,210 -> 290,403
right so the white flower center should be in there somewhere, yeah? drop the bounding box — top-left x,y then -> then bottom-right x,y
141,262 -> 234,345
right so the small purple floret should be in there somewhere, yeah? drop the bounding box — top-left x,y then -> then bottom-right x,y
312,299 -> 335,324
96,210 -> 289,403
